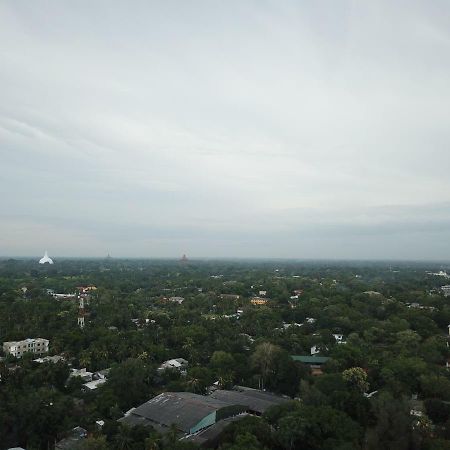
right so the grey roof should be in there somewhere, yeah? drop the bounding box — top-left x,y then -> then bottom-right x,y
209,387 -> 290,414
120,392 -> 238,433
55,427 -> 87,450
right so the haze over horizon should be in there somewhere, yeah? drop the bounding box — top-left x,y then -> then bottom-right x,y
1,1 -> 450,260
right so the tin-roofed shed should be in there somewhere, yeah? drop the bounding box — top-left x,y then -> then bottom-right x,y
119,392 -> 246,434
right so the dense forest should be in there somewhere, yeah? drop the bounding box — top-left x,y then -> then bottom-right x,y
1,258 -> 450,449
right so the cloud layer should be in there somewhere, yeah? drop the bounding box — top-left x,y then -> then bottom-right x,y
1,1 -> 450,259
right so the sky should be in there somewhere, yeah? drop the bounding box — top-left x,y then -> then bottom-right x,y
1,1 -> 450,260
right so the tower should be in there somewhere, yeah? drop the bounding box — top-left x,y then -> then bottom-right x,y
39,250 -> 54,264
78,297 -> 85,329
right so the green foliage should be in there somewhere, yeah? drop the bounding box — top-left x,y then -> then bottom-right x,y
275,405 -> 362,450
342,367 -> 369,393
1,259 -> 450,448
365,391 -> 413,450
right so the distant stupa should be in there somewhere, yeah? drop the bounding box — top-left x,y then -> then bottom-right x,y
180,254 -> 188,262
39,250 -> 54,264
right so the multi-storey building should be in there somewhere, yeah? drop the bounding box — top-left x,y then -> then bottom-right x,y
250,297 -> 268,305
2,338 -> 49,358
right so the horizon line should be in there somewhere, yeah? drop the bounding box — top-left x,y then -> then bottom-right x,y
1,255 -> 450,264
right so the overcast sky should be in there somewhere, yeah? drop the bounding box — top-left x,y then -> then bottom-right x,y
1,1 -> 450,260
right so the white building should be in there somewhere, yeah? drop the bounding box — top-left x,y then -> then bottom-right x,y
53,293 -> 76,299
311,345 -> 321,355
39,250 -> 54,264
34,355 -> 64,364
83,378 -> 107,391
3,338 -> 49,358
441,285 -> 450,297
333,334 -> 347,344
69,368 -> 93,382
158,358 -> 188,373
428,270 -> 450,278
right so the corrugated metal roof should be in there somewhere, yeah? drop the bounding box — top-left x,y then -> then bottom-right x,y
209,387 -> 290,414
122,392 -> 234,433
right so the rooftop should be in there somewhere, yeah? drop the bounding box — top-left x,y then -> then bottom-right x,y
209,386 -> 290,414
291,355 -> 330,364
83,378 -> 107,390
55,427 -> 87,450
119,392 -> 246,434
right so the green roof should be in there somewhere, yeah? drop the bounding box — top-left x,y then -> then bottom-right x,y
291,355 -> 330,364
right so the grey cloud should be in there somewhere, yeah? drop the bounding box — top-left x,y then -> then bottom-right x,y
1,1 -> 450,259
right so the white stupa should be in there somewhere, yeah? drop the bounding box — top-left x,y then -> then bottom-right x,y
39,250 -> 54,264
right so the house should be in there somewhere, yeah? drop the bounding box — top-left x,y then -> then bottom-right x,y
69,368 -> 93,383
428,270 -> 450,278
94,368 -> 110,379
82,378 -> 107,391
283,322 -> 302,329
363,291 -> 382,296
310,345 -> 320,355
220,294 -> 241,301
158,358 -> 188,373
77,286 -> 97,294
291,355 -> 330,376
52,293 -> 77,300
3,338 -> 49,358
131,318 -> 154,327
250,297 -> 267,306
55,427 -> 87,450
442,285 -> 450,297
168,296 -> 185,304
33,355 -> 65,364
80,369 -> 109,391
258,290 -> 267,297
333,334 -> 346,344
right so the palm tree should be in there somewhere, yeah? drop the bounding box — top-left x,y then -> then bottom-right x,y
164,424 -> 179,448
187,376 -> 201,393
145,436 -> 162,450
79,350 -> 91,368
114,424 -> 134,450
